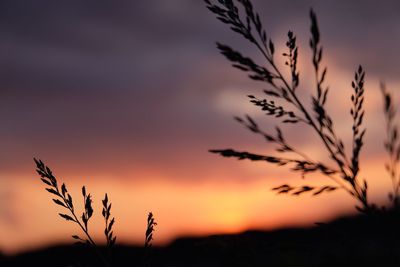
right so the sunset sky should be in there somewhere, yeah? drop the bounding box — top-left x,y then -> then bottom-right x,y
2,0 -> 400,255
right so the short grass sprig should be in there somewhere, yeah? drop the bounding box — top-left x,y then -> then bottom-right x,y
35,158 -> 96,246
35,158 -> 111,266
142,212 -> 157,267
102,193 -> 116,265
102,193 -> 116,248
144,212 -> 157,249
35,158 -> 158,266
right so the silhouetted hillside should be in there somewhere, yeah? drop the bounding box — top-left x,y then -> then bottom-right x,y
3,211 -> 400,267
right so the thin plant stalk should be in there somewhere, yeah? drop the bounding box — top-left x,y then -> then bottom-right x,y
205,0 -> 372,212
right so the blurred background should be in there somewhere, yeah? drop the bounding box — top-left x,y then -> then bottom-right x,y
1,0 -> 400,255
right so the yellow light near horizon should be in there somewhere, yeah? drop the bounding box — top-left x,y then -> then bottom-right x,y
0,154 -> 395,255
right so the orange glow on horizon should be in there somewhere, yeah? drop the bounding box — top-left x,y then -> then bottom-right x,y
0,156 -> 392,255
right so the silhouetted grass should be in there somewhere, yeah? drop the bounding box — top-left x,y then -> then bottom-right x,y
205,0 -> 398,213
143,212 -> 157,267
34,158 -> 156,267
21,2 -> 400,265
381,83 -> 400,208
5,211 -> 400,266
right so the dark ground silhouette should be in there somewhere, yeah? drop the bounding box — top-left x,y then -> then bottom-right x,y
3,211 -> 400,267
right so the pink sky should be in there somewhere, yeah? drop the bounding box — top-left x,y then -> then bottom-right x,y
1,0 -> 400,255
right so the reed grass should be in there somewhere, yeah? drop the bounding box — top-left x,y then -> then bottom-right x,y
34,158 -> 156,267
205,0 -> 400,213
